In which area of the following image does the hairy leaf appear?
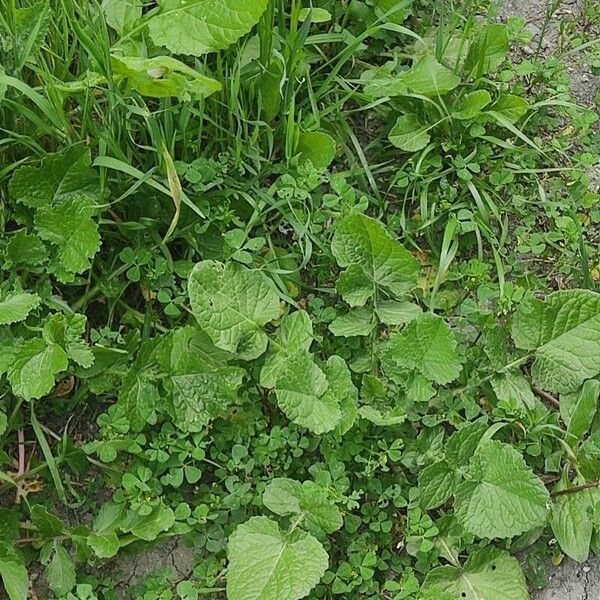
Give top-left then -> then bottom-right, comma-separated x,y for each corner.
0,290 -> 40,325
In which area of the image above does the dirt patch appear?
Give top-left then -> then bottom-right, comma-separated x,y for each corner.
532,559 -> 600,599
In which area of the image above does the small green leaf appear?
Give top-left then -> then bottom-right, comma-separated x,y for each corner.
491,371 -> 536,410
101,0 -> 142,34
375,300 -> 422,325
489,94 -> 529,123
298,8 -> 332,22
389,114 -> 430,152
561,380 -> 600,445
453,90 -> 492,120
418,461 -> 458,510
464,24 -> 508,77
227,516 -> 328,600
296,131 -> 336,169
88,532 -> 120,559
382,313 -> 461,385
46,544 -> 76,597
0,542 -> 28,600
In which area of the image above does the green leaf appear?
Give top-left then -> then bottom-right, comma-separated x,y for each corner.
9,146 -> 99,209
263,478 -> 343,534
329,307 -> 375,337
561,379 -> 600,445
102,0 -> 142,34
454,440 -> 550,539
260,311 -> 314,388
331,214 -> 419,304
489,94 -> 529,123
159,327 -> 245,432
418,461 -> 458,510
382,313 -> 461,385
324,356 -> 358,436
389,114 -> 430,152
363,54 -> 460,98
490,371 -> 536,410
453,90 -> 492,120
298,8 -> 332,23
111,55 -> 222,100
189,260 -> 280,360
30,505 -> 64,538
87,532 -> 120,559
6,338 -> 68,400
464,24 -> 509,77
512,290 -> 600,394
0,290 -> 40,325
423,547 -> 529,600
147,0 -> 270,56
375,300 -> 422,325
0,542 -> 28,600
297,131 -> 337,169
4,230 -> 48,268
274,352 -> 340,434
227,516 -> 328,600
35,196 -> 101,281
551,483 -> 594,563
358,404 -> 406,426
445,420 -> 487,467
46,544 -> 76,597
121,503 -> 175,541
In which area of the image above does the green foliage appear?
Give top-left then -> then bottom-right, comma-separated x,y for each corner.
0,0 -> 599,598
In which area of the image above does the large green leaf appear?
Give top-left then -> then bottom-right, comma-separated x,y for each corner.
331,214 -> 419,305
382,313 -> 461,385
9,146 -> 99,209
263,478 -> 343,534
423,547 -> 529,600
158,327 -> 245,432
274,352 -> 340,434
454,441 -> 550,539
227,516 -> 328,600
111,55 -> 222,99
147,0 -> 269,56
464,24 -> 508,78
512,290 -> 600,394
188,260 -> 280,360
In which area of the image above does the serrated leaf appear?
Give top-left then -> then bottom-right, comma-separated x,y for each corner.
329,307 -> 375,337
30,505 -> 64,538
111,55 -> 221,100
454,440 -> 550,539
0,291 -> 40,325
331,214 -> 419,305
445,420 -> 487,467
512,290 -> 600,394
0,542 -> 28,600
297,131 -> 337,169
35,196 -> 101,281
389,114 -> 430,152
4,230 -> 48,268
560,380 -> 600,445
418,461 -> 458,510
382,313 -> 461,385
147,0 -> 269,56
263,478 -> 343,534
358,405 -> 406,426
423,547 -> 529,600
4,0 -> 51,70
227,516 -> 328,600
6,338 -> 68,400
274,352 -> 340,434
46,544 -> 76,597
9,146 -> 99,208
188,260 -> 280,360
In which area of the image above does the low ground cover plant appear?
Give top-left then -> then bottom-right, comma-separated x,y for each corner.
0,0 -> 599,599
